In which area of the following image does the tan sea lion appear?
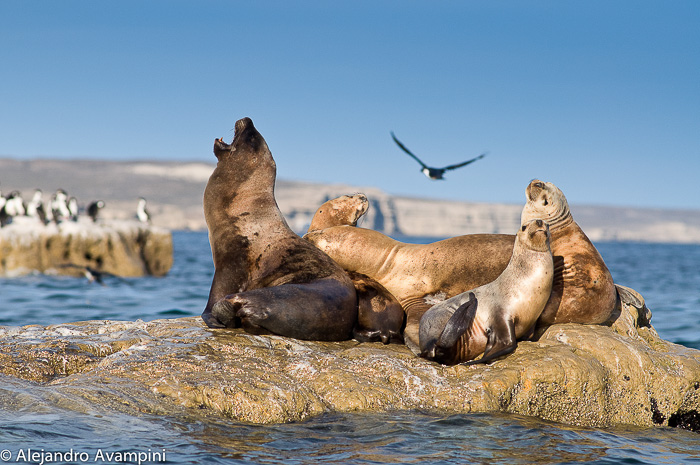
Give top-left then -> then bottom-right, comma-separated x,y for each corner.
304,219 -> 514,353
307,193 -> 369,232
521,179 -> 617,327
419,219 -> 554,365
201,117 -> 357,341
305,181 -> 617,351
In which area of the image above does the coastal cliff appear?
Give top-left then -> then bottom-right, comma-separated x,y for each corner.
0,217 -> 173,277
2,158 -> 700,243
1,287 -> 699,432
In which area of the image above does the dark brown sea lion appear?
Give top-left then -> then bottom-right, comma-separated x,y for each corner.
419,219 -> 554,365
201,117 -> 357,341
348,271 -> 405,345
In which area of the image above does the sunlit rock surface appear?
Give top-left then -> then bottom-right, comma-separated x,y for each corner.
0,287 -> 698,431
0,217 -> 173,277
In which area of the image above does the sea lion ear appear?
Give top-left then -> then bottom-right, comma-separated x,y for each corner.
436,292 -> 477,349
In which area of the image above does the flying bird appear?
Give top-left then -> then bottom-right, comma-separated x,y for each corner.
390,131 -> 487,180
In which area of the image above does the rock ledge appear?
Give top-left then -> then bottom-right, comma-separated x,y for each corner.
0,217 -> 173,277
0,287 -> 698,431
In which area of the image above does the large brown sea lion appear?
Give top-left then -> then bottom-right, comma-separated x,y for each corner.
304,179 -> 617,351
520,180 -> 617,327
201,117 -> 357,341
419,219 -> 554,365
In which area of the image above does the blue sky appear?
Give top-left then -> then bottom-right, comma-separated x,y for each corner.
1,1 -> 698,209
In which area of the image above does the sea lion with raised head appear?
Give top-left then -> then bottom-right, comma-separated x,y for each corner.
201,117 -> 357,341
307,193 -> 369,232
520,179 -> 616,327
419,219 -> 553,365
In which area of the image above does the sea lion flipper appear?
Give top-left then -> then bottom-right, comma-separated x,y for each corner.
466,316 -> 516,365
615,283 -> 652,327
210,298 -> 241,328
201,311 -> 226,329
437,293 -> 477,349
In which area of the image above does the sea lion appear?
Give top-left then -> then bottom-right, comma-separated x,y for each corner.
308,195 -> 405,344
305,180 -> 617,351
520,179 -> 617,327
419,219 -> 554,365
307,193 -> 369,232
304,216 -> 514,353
201,117 -> 357,341
349,271 -> 405,344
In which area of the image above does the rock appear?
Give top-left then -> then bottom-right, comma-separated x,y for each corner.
0,217 -> 173,277
0,287 -> 698,431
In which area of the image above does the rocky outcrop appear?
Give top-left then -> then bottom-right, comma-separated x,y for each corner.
0,217 -> 173,277
0,287 -> 698,431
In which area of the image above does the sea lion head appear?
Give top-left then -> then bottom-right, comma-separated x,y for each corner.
204,117 -> 278,236
211,117 -> 275,178
306,194 -> 369,232
521,179 -> 571,229
517,218 -> 551,253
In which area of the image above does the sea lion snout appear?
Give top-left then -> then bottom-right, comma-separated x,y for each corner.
235,117 -> 254,133
526,179 -> 545,201
521,218 -> 551,250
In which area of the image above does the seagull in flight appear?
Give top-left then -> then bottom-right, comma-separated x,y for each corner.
390,131 -> 487,180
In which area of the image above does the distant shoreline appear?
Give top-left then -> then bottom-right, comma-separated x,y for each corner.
2,158 -> 700,244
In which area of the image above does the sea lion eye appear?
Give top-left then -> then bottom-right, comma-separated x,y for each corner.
521,225 -> 527,231
543,199 -> 549,206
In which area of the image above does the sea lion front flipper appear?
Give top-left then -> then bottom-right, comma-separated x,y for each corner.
615,284 -> 652,327
437,293 -> 477,349
465,315 -> 516,365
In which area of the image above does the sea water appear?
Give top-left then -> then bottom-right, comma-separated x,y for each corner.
1,231 -> 699,464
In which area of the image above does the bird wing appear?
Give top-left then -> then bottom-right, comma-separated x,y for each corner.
442,152 -> 487,171
391,132 -> 429,169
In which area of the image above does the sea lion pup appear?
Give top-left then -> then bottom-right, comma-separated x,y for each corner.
419,219 -> 554,365
521,179 -> 617,327
349,271 -> 405,344
201,117 -> 357,341
307,194 -> 405,344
